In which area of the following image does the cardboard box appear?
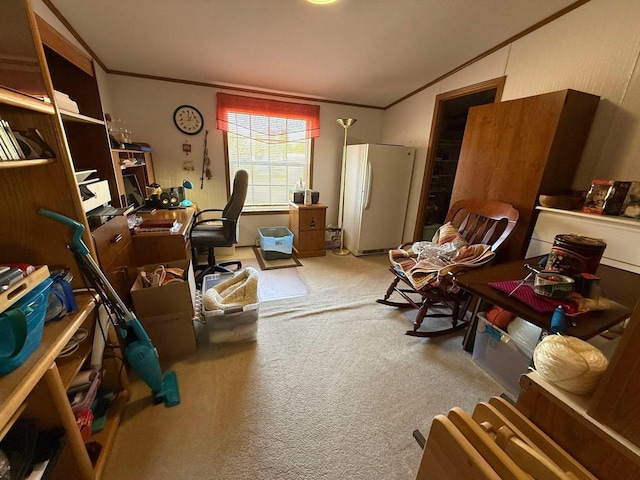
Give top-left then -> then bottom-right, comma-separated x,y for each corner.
130,259 -> 197,360
143,311 -> 196,361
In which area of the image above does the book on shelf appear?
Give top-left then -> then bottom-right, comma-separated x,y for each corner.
0,118 -> 24,160
0,117 -> 56,161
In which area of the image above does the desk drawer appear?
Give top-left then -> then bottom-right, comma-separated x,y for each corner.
102,243 -> 137,301
92,216 -> 132,267
298,208 -> 325,231
296,230 -> 325,252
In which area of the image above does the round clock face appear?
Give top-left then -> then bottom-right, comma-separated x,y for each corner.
173,105 -> 204,135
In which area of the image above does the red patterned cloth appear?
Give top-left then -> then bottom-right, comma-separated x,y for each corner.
489,280 -> 579,314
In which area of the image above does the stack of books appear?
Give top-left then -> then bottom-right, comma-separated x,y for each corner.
0,117 -> 55,161
134,218 -> 181,234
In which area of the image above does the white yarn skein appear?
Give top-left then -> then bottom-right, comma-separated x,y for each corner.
533,334 -> 609,395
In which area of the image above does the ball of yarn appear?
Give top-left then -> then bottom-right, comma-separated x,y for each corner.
533,335 -> 609,395
486,306 -> 515,330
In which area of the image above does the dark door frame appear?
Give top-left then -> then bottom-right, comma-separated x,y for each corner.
412,76 -> 507,241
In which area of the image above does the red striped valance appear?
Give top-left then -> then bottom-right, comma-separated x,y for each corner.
216,93 -> 320,141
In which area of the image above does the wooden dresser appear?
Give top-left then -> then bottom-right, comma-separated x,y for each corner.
289,202 -> 327,258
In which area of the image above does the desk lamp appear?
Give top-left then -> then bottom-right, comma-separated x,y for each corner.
180,179 -> 194,207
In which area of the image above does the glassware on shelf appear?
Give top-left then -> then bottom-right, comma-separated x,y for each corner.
107,116 -> 133,144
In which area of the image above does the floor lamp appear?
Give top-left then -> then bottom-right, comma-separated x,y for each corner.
334,118 -> 356,255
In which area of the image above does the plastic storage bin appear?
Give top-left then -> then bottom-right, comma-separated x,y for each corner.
472,313 -> 539,399
201,273 -> 259,342
0,277 -> 53,376
258,226 -> 293,259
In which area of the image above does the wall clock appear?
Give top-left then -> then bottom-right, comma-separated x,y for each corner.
173,105 -> 204,135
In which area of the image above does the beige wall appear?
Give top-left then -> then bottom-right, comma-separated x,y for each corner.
35,0 -> 640,247
105,76 -> 384,245
383,0 -> 640,241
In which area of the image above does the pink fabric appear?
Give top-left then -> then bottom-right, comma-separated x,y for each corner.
489,280 -> 578,314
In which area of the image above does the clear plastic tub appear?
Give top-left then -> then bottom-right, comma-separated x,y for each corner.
258,226 -> 293,259
201,273 -> 259,342
472,313 -> 537,399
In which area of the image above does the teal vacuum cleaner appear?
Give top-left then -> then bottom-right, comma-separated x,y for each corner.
39,209 -> 180,408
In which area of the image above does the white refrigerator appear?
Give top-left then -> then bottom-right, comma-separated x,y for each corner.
342,144 -> 415,256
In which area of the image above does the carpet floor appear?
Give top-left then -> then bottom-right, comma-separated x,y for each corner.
102,252 -> 504,480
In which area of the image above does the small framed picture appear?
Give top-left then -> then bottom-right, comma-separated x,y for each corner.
582,179 -> 613,214
620,181 -> 640,219
603,181 -> 632,215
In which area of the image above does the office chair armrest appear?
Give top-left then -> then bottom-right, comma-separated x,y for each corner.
191,216 -> 234,230
193,208 -> 224,221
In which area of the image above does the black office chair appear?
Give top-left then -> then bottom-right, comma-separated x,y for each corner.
189,169 -> 249,284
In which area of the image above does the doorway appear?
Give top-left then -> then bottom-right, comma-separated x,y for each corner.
413,77 -> 506,241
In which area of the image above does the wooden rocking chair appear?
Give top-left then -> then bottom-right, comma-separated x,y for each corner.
377,198 -> 519,337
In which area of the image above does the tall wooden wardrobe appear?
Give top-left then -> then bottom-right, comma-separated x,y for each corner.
449,89 -> 600,261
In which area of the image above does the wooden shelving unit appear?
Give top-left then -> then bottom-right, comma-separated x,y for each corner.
0,1 -> 131,478
60,109 -> 106,125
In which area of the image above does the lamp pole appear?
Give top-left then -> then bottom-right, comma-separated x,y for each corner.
334,118 -> 356,256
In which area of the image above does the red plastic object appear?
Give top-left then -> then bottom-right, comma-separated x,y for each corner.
75,410 -> 94,441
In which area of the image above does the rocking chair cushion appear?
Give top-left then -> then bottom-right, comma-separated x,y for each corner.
388,224 -> 495,290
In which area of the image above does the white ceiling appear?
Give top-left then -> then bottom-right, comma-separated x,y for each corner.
48,0 -> 579,108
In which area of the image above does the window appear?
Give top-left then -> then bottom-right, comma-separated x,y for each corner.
217,93 -> 320,208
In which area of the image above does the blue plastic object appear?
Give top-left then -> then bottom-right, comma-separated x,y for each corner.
550,306 -> 566,334
0,278 -> 53,376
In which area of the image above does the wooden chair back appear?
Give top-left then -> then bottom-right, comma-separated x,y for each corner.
445,199 -> 519,252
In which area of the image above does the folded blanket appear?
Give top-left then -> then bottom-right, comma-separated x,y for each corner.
389,223 -> 495,290
203,267 -> 259,311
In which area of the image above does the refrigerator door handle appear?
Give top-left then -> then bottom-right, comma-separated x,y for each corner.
364,161 -> 373,210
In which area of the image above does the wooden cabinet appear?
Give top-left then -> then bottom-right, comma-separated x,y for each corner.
450,89 -> 600,261
92,215 -> 137,299
289,203 -> 327,258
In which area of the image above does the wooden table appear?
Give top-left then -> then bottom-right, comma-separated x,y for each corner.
457,257 -> 639,345
131,207 -> 195,266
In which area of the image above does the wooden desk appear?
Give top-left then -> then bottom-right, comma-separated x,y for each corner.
131,207 -> 195,266
457,257 -> 639,341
